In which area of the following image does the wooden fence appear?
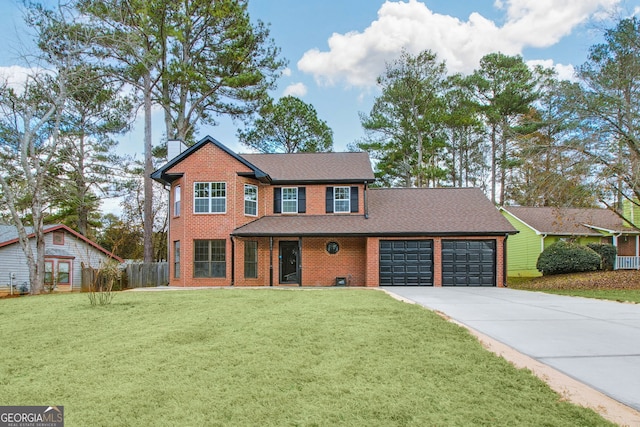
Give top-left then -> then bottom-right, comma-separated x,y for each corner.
124,262 -> 169,288
81,262 -> 169,290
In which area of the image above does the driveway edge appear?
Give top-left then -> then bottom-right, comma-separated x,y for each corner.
381,289 -> 640,427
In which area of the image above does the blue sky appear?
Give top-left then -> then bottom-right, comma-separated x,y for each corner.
1,0 -> 639,157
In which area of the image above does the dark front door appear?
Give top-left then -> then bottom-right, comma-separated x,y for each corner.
279,241 -> 299,284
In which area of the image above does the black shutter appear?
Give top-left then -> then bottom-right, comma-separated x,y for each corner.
274,187 -> 281,213
350,186 -> 359,213
298,187 -> 306,213
326,187 -> 334,213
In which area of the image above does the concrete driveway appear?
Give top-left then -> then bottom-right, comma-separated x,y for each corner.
382,287 -> 640,413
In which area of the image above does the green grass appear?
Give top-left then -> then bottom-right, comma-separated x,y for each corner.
509,270 -> 640,303
0,289 -> 613,426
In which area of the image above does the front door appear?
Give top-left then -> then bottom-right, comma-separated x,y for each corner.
279,241 -> 299,284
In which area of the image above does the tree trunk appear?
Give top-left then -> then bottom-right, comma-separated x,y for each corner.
143,71 -> 154,263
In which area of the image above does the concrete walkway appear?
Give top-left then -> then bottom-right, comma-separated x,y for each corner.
382,287 -> 640,413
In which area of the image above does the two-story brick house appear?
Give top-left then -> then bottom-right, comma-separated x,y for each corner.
152,136 -> 516,287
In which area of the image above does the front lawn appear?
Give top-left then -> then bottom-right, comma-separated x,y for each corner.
509,270 -> 640,303
0,289 -> 612,426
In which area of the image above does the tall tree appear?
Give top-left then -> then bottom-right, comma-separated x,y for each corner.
159,0 -> 284,142
0,3 -> 80,294
47,65 -> 133,237
357,50 -> 448,187
573,17 -> 640,216
238,96 -> 333,153
468,53 -> 538,205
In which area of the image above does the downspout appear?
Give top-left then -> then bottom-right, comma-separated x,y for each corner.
503,234 -> 508,287
269,236 -> 273,287
230,236 -> 235,286
540,234 -> 547,253
364,181 -> 369,219
298,237 -> 302,287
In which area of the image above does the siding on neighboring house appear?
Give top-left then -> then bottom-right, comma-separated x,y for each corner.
502,210 -> 542,277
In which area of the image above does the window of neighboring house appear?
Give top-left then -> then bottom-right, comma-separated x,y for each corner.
244,184 -> 258,216
174,241 -> 180,279
44,260 -> 54,285
244,241 -> 258,279
57,261 -> 70,285
174,185 -> 181,217
194,239 -> 226,278
282,187 -> 298,213
334,187 -> 350,213
52,231 -> 64,245
194,182 -> 226,213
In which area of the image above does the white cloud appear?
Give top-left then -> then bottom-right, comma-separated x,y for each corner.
0,65 -> 36,92
282,67 -> 292,77
282,82 -> 307,97
526,59 -> 577,82
298,0 -> 620,88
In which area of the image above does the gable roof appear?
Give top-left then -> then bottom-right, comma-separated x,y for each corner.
233,187 -> 516,237
501,206 -> 640,236
151,135 -> 375,186
0,223 -> 124,262
240,152 -> 374,183
151,135 -> 269,186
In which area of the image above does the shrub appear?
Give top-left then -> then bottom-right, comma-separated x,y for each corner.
536,241 -> 601,276
586,243 -> 617,271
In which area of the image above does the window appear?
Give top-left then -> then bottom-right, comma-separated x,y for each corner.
52,231 -> 64,245
282,187 -> 298,213
57,262 -> 70,285
194,239 -> 226,278
194,182 -> 226,213
174,185 -> 181,216
244,241 -> 258,279
174,241 -> 180,279
326,186 -> 358,213
44,261 -> 54,284
334,187 -> 350,213
244,184 -> 258,216
274,187 -> 306,214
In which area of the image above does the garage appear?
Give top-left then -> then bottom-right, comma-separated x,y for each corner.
379,240 -> 433,286
442,240 -> 496,286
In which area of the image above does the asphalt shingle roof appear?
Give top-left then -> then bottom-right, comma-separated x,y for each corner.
502,206 -> 640,235
233,187 -> 516,237
240,152 -> 375,183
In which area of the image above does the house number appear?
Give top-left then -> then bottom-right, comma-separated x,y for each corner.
326,241 -> 339,254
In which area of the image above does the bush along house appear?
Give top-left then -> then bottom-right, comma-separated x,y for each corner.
151,136 -> 517,288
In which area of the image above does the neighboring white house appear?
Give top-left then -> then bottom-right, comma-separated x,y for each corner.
0,224 -> 123,292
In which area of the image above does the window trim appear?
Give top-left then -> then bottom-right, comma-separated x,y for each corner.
244,241 -> 258,279
174,185 -> 181,217
57,261 -> 71,285
244,184 -> 258,217
193,182 -> 227,214
281,187 -> 298,214
52,231 -> 64,245
173,241 -> 180,279
334,186 -> 351,213
193,239 -> 226,278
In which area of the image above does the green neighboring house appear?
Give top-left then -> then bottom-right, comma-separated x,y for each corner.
500,206 -> 640,277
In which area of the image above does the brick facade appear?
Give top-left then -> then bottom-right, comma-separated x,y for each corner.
155,137 -> 513,288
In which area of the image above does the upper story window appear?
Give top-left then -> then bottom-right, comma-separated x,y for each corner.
174,185 -> 181,217
334,187 -> 350,213
274,187 -> 306,214
194,182 -> 226,214
282,187 -> 298,213
244,184 -> 258,216
326,186 -> 358,214
52,231 -> 64,245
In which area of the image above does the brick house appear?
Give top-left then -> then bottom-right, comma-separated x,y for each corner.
152,136 -> 516,287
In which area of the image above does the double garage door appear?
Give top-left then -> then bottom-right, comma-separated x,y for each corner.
379,240 -> 496,286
